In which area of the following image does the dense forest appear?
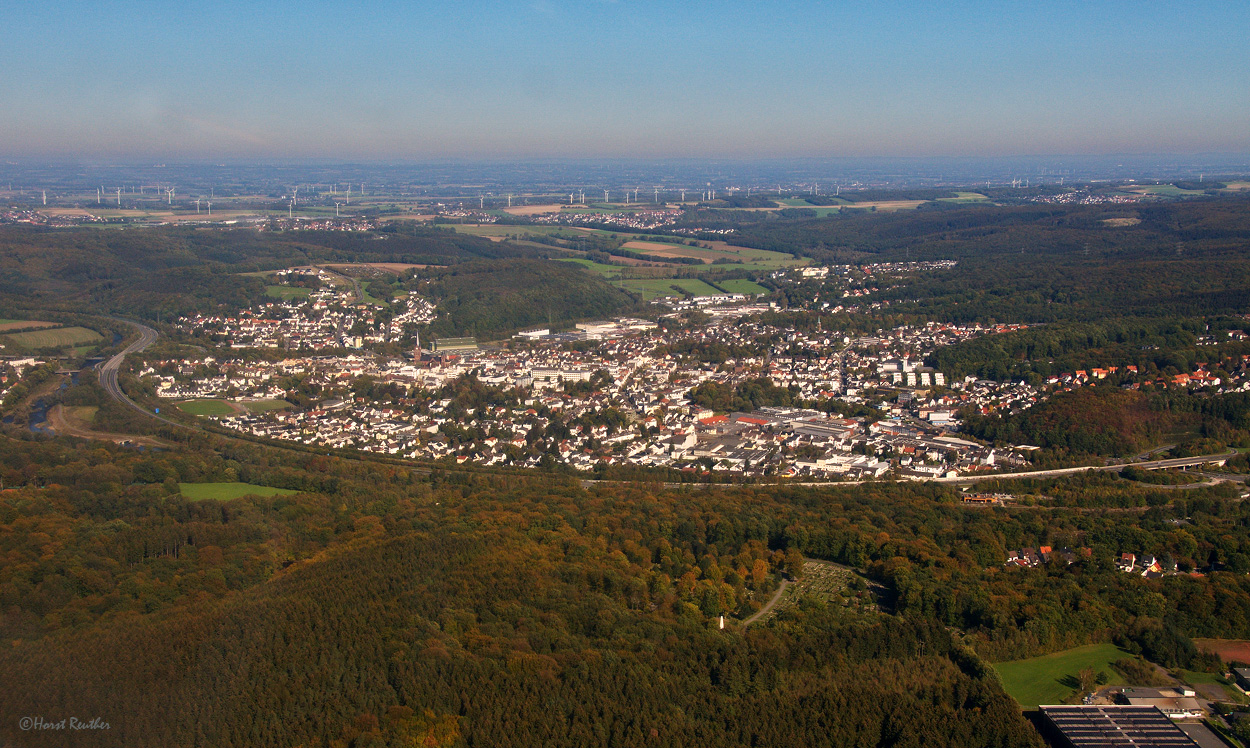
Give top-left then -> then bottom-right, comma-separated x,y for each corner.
0,224 -> 542,319
4,408 -> 1250,745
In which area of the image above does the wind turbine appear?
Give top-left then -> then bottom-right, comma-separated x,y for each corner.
345,184 -> 351,204
654,187 -> 659,203
195,199 -> 201,214
96,187 -> 101,205
335,202 -> 342,217
289,201 -> 293,219
116,187 -> 121,206
42,190 -> 46,206
507,194 -> 512,207
603,189 -> 608,203
292,187 -> 299,206
206,201 -> 212,216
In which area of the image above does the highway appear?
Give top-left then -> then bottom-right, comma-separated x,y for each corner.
97,318 -> 187,430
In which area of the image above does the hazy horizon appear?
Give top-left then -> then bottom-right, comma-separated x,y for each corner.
3,1 -> 1247,161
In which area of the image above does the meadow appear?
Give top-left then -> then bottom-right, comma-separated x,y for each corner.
244,399 -> 292,413
265,285 -> 311,300
613,277 -> 723,300
992,643 -> 1130,708
179,482 -> 300,501
717,278 -> 769,295
2,326 -> 102,349
175,399 -> 239,417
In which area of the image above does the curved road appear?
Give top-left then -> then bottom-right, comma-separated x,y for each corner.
97,318 -> 188,431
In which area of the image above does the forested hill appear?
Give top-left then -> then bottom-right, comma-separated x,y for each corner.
0,224 -> 540,317
418,259 -> 639,338
729,198 -> 1250,264
4,416 -> 1250,745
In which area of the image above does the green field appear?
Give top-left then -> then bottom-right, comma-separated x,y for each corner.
993,643 -> 1131,708
176,399 -> 238,416
717,278 -> 769,295
614,277 -> 724,300
557,257 -> 623,278
2,326 -> 103,349
937,191 -> 991,203
179,482 -> 299,501
244,399 -> 292,413
360,281 -> 388,306
265,285 -> 311,300
1136,184 -> 1207,197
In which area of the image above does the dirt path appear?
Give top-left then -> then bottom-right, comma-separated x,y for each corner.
47,404 -> 170,447
742,579 -> 791,629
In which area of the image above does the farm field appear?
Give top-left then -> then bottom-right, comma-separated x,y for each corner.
717,278 -> 769,295
175,399 -> 241,417
179,482 -> 300,501
1130,185 -> 1207,197
0,320 -> 57,332
840,199 -> 927,211
1196,638 -> 1250,664
613,277 -> 722,299
244,399 -> 292,413
620,240 -> 801,270
2,326 -> 102,349
266,285 -> 311,300
937,191 -> 991,203
557,258 -> 623,278
993,643 -> 1131,708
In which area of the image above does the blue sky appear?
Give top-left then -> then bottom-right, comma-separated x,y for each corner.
2,1 -> 1246,159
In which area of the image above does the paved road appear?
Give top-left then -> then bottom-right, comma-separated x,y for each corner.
741,579 -> 791,629
97,318 -> 187,430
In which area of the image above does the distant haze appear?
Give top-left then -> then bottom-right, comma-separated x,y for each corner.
2,1 -> 1247,160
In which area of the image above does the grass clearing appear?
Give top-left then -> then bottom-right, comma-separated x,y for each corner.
63,405 -> 99,428
244,399 -> 292,413
613,277 -> 723,299
937,192 -> 991,203
1131,185 -> 1207,197
993,643 -> 1131,708
0,320 -> 57,332
557,258 -> 623,278
716,279 -> 769,295
3,326 -> 103,349
179,482 -> 299,501
265,285 -> 312,300
176,399 -> 239,417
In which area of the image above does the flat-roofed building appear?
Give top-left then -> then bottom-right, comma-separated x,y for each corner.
1040,705 -> 1199,748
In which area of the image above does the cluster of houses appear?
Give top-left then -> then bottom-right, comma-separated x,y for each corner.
1004,546 -> 1087,568
1117,553 -> 1179,579
148,296 -> 1051,476
175,273 -> 434,351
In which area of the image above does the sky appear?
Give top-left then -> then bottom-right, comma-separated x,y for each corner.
1,1 -> 1247,161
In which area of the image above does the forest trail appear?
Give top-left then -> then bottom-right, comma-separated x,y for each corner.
742,579 -> 791,629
